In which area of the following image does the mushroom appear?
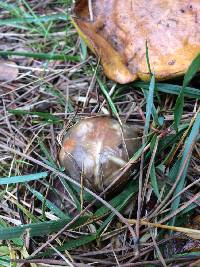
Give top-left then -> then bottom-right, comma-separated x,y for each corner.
59,116 -> 140,193
73,0 -> 200,83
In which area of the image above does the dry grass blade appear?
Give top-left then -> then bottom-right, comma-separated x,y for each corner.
128,219 -> 200,240
0,1 -> 200,266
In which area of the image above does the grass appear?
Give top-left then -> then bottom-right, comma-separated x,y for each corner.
0,1 -> 200,266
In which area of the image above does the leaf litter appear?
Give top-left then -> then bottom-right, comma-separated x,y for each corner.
0,1 -> 199,266
0,60 -> 19,81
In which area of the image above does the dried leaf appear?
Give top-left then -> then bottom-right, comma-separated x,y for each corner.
0,60 -> 19,81
73,0 -> 200,83
128,219 -> 200,240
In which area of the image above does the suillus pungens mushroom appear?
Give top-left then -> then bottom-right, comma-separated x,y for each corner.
73,0 -> 200,83
59,116 -> 140,193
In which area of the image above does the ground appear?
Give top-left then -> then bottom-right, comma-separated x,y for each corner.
0,1 -> 200,266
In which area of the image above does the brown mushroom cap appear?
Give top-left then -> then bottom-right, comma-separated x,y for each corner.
73,0 -> 200,83
59,116 -> 140,193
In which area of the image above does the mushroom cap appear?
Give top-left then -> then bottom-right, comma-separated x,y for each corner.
73,0 -> 200,83
59,116 -> 140,193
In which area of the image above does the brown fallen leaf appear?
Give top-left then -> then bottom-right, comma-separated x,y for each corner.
0,60 -> 19,82
73,0 -> 200,83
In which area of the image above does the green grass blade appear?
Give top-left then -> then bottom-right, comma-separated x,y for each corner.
38,140 -> 57,169
96,180 -> 138,234
168,159 -> 181,183
58,177 -> 81,211
144,74 -> 155,134
96,77 -> 121,122
174,93 -> 184,131
180,198 -> 200,215
174,53 -> 200,129
0,2 -> 23,17
133,82 -> 200,99
150,164 -> 160,199
158,127 -> 187,152
0,13 -> 68,26
13,200 -> 40,223
0,216 -> 90,240
0,172 -> 48,185
149,135 -> 160,198
0,256 -> 10,267
27,186 -> 71,220
0,246 -> 9,256
80,38 -> 88,61
19,0 -> 47,35
170,112 -> 200,226
145,40 -> 152,76
0,51 -> 80,62
8,109 -> 62,124
182,54 -> 200,88
130,142 -> 148,161
95,179 -> 138,218
143,88 -> 159,126
0,219 -> 23,246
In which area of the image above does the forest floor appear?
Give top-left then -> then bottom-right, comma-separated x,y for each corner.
0,1 -> 200,266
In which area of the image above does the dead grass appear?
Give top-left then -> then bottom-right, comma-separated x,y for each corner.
0,1 -> 200,266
